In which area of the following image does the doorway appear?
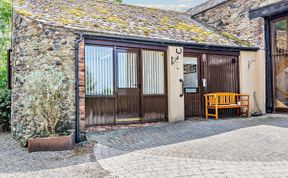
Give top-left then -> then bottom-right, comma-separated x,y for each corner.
183,54 -> 202,117
183,52 -> 239,118
116,49 -> 141,123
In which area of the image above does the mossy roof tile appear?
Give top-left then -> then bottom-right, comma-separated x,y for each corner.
14,0 -> 252,47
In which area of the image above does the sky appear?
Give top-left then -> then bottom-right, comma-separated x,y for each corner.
123,0 -> 206,12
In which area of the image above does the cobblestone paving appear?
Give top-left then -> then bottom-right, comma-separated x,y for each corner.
98,125 -> 288,177
1,115 -> 288,177
88,115 -> 288,177
87,115 -> 288,154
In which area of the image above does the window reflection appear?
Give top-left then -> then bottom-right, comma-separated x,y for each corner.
184,57 -> 198,93
85,46 -> 114,96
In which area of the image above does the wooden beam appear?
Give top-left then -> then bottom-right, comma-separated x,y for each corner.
250,0 -> 288,19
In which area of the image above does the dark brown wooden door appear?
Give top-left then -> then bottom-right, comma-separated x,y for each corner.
203,54 -> 240,117
184,54 -> 202,117
116,49 -> 141,122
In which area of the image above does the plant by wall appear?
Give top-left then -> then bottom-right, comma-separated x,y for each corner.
0,0 -> 12,90
0,0 -> 12,131
0,89 -> 11,130
23,69 -> 72,136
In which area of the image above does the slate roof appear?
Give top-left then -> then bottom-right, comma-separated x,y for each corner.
14,0 -> 252,47
187,0 -> 229,16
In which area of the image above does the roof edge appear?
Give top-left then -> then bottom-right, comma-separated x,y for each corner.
82,32 -> 259,52
249,0 -> 288,19
189,0 -> 231,17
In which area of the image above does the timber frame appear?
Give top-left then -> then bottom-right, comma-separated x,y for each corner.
250,1 -> 288,113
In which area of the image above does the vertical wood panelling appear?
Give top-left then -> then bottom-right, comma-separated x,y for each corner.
206,55 -> 239,117
142,96 -> 166,121
85,97 -> 115,125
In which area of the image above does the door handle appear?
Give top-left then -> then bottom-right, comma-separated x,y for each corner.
179,79 -> 184,97
135,83 -> 141,88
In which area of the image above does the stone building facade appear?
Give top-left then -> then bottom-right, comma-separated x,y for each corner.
11,12 -> 77,145
12,0 -> 287,146
190,0 -> 282,48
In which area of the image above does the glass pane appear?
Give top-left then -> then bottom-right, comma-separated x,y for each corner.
85,46 -> 114,96
273,19 -> 288,109
275,20 -> 288,54
118,52 -> 138,88
142,50 -> 165,95
184,57 -> 198,93
274,55 -> 288,109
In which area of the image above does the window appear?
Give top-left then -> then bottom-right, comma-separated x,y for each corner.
183,57 -> 198,93
118,51 -> 138,88
275,20 -> 288,54
142,50 -> 165,95
85,46 -> 114,95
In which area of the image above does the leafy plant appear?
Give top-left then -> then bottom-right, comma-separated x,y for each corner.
0,88 -> 11,130
0,0 -> 12,91
23,69 -> 72,135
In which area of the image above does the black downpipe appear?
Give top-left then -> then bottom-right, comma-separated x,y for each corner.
264,17 -> 274,113
75,32 -> 84,143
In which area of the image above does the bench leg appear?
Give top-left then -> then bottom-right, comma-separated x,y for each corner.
215,107 -> 219,120
205,107 -> 208,119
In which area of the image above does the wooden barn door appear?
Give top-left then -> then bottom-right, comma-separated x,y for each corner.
203,54 -> 239,117
116,49 -> 141,123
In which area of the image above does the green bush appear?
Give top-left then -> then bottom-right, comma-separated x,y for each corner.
0,88 -> 11,131
23,69 -> 72,136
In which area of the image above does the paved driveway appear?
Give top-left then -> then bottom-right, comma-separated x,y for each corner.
88,115 -> 288,177
1,115 -> 288,177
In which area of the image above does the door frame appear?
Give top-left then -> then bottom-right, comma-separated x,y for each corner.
183,52 -> 203,118
183,49 -> 240,118
270,15 -> 288,112
115,48 -> 142,122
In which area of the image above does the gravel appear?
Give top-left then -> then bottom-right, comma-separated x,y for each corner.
0,131 -> 109,177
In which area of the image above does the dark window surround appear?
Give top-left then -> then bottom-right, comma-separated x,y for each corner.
249,1 -> 288,19
264,12 -> 288,113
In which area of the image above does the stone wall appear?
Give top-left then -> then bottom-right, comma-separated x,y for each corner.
11,12 -> 77,146
193,0 -> 282,48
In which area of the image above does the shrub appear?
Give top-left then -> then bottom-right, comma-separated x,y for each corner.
0,88 -> 11,131
23,69 -> 72,136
